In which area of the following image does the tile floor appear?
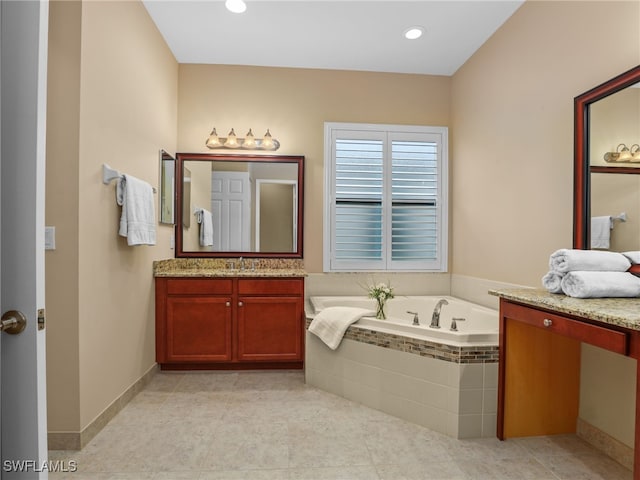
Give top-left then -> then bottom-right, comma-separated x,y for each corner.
49,370 -> 632,480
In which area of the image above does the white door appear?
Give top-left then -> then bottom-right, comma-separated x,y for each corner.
211,171 -> 251,251
1,1 -> 49,478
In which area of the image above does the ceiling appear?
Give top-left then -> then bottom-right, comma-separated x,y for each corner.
142,0 -> 524,76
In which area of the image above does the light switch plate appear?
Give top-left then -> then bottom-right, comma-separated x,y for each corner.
45,226 -> 56,250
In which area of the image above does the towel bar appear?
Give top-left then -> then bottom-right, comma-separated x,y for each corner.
102,163 -> 156,193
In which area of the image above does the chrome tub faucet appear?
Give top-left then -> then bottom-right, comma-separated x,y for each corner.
430,299 -> 449,329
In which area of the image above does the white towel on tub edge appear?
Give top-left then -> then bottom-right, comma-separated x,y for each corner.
308,307 -> 375,350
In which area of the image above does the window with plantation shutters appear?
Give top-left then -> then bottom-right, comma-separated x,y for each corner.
324,123 -> 448,272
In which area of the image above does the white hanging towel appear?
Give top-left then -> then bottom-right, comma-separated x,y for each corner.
196,208 -> 214,247
116,174 -> 156,246
590,216 -> 612,249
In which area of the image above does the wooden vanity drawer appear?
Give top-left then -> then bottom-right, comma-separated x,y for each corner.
238,278 -> 304,296
503,301 -> 628,355
166,278 -> 233,295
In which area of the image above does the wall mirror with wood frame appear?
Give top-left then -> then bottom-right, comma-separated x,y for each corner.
573,65 -> 640,266
175,153 -> 304,258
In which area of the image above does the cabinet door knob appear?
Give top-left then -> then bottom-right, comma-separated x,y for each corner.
226,301 -> 230,307
543,318 -> 553,327
238,301 -> 244,307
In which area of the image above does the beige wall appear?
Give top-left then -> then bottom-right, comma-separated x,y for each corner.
177,65 -> 452,272
452,0 -> 639,285
46,0 -> 178,434
46,0 -> 640,451
46,0 -> 82,432
452,0 -> 639,448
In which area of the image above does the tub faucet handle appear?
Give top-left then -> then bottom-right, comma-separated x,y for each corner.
450,317 -> 465,331
407,311 -> 419,326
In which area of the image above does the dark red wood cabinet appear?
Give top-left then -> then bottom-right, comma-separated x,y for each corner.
155,276 -> 305,369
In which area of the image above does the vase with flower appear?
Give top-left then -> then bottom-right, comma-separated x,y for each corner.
367,281 -> 394,320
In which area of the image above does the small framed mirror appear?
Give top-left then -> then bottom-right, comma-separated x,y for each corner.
159,150 -> 175,225
175,153 -> 304,258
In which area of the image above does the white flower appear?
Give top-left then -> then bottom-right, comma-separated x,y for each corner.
365,280 -> 394,302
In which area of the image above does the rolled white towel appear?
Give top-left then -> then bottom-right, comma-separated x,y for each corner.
542,271 -> 565,293
549,248 -> 630,273
560,271 -> 640,298
623,251 -> 640,265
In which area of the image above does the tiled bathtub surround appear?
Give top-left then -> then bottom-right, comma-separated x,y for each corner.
305,330 -> 499,439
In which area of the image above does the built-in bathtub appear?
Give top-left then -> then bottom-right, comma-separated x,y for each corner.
310,295 -> 498,345
305,295 -> 499,438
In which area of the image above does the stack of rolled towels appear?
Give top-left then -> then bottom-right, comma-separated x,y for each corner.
542,248 -> 640,298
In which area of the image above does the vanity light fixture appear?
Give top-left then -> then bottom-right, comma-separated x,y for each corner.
205,127 -> 280,151
604,143 -> 640,163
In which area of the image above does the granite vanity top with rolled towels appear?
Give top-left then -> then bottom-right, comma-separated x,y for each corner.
490,288 -> 640,331
153,258 -> 306,277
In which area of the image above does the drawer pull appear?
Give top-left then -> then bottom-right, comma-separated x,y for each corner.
543,318 -> 553,327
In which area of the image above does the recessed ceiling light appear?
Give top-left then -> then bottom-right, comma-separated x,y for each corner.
225,0 -> 247,14
404,27 -> 424,40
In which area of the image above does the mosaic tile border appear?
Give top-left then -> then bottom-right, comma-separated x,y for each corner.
305,318 -> 499,364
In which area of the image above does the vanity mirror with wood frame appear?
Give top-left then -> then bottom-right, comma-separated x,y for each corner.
175,153 -> 304,258
573,65 -> 640,273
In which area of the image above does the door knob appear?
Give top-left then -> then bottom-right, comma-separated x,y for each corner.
1,310 -> 27,335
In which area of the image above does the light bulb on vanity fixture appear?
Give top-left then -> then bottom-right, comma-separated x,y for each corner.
225,128 -> 239,148
205,127 -> 222,148
262,129 -> 274,149
204,127 -> 280,151
243,129 -> 256,149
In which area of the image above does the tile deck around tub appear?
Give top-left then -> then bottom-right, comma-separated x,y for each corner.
305,318 -> 499,364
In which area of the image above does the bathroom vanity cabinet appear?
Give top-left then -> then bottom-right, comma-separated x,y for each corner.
493,288 -> 640,478
155,276 -> 305,369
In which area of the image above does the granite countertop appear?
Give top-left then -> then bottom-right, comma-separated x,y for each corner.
490,287 -> 640,331
153,258 -> 307,278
